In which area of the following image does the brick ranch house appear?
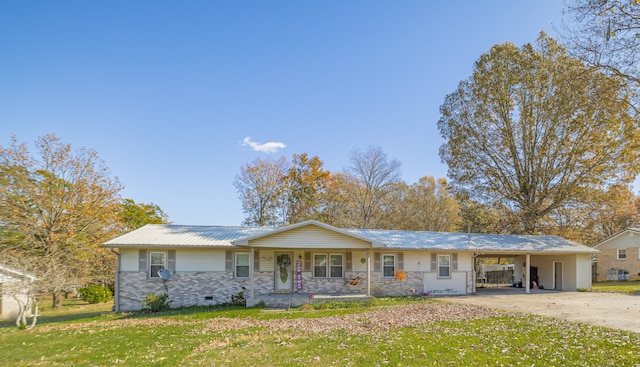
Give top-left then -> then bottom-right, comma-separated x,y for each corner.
593,228 -> 640,282
102,220 -> 598,311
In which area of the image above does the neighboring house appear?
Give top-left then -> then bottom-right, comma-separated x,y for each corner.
0,264 -> 36,320
593,228 -> 640,282
102,220 -> 598,311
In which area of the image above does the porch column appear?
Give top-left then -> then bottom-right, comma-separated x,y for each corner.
366,249 -> 371,296
525,253 -> 531,294
250,247 -> 255,302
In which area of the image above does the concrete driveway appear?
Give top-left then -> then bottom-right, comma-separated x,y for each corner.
441,289 -> 640,333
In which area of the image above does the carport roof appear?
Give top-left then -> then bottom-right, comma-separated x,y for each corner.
103,220 -> 597,254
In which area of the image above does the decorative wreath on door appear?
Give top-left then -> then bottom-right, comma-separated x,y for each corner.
277,255 -> 292,283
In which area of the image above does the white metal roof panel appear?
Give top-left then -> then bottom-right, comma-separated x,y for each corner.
102,224 -> 275,248
344,229 -> 597,253
103,222 -> 598,254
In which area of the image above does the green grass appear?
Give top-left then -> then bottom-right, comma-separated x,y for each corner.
1,298 -> 639,366
592,280 -> 640,294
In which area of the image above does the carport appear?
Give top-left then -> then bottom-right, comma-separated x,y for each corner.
468,234 -> 598,294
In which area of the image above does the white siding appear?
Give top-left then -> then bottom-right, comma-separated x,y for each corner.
352,251 -> 367,272
259,250 -> 275,272
403,252 -> 431,272
598,232 -> 640,250
456,252 -> 473,272
250,226 -> 371,249
120,249 -> 139,271
575,254 -> 592,290
176,250 -> 225,271
423,272 -> 468,295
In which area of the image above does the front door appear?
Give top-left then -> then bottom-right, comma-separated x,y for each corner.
275,252 -> 293,292
554,262 -> 563,290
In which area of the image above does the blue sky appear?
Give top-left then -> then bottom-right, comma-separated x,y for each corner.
1,1 -> 580,225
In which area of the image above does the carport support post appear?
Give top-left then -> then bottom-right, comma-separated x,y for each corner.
525,253 -> 531,294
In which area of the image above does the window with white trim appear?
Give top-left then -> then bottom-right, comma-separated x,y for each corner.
235,253 -> 250,278
313,253 -> 343,278
149,251 -> 166,278
382,254 -> 395,278
438,255 -> 451,278
617,249 -> 627,260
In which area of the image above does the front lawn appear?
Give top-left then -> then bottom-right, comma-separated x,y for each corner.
592,280 -> 640,294
1,298 -> 638,366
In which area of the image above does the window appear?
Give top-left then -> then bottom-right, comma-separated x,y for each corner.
313,253 -> 343,278
330,254 -> 343,278
314,254 -> 327,277
235,253 -> 250,278
438,255 -> 451,278
149,252 -> 166,278
617,249 -> 627,260
382,254 -> 395,278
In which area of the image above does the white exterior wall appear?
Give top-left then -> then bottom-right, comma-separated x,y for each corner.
250,226 -> 371,249
258,250 -> 274,272
403,252 -> 431,272
423,272 -> 468,295
120,249 -> 139,271
176,249 -> 225,271
352,251 -> 367,272
514,254 -> 591,291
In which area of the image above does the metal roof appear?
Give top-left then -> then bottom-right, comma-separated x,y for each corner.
102,224 -> 275,248
345,229 -> 598,254
0,264 -> 37,282
103,221 -> 597,254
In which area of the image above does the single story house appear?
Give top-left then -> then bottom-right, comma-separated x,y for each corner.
102,220 -> 598,311
0,264 -> 36,320
593,228 -> 640,281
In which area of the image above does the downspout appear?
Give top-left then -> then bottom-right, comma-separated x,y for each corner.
110,248 -> 120,313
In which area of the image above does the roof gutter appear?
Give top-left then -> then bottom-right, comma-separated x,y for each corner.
109,248 -> 120,313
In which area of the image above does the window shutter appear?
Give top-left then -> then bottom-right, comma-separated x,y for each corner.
167,250 -> 176,272
139,250 -> 147,273
225,250 -> 233,272
430,253 -> 437,273
374,252 -> 381,272
397,253 -> 404,270
254,250 -> 260,271
452,253 -> 458,271
304,252 -> 311,271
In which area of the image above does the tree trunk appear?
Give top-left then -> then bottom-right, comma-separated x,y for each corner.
52,291 -> 62,309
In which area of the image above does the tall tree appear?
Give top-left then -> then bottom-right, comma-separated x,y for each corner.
346,146 -> 401,229
119,198 -> 169,232
0,134 -> 123,307
234,156 -> 289,226
282,153 -> 330,224
561,0 -> 640,106
381,177 -> 460,232
438,34 -> 640,234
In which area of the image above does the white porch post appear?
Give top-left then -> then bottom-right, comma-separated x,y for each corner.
250,247 -> 255,302
525,253 -> 531,294
366,249 -> 371,296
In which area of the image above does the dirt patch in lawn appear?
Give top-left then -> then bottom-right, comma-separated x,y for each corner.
441,291 -> 640,333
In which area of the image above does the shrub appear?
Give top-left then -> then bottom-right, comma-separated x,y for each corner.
142,293 -> 172,312
230,287 -> 246,306
78,285 -> 113,304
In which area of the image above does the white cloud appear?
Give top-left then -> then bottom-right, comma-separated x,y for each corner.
242,136 -> 286,153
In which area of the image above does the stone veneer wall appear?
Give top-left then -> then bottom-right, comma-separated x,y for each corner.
118,271 -> 250,311
596,247 -> 640,281
119,270 -> 449,310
